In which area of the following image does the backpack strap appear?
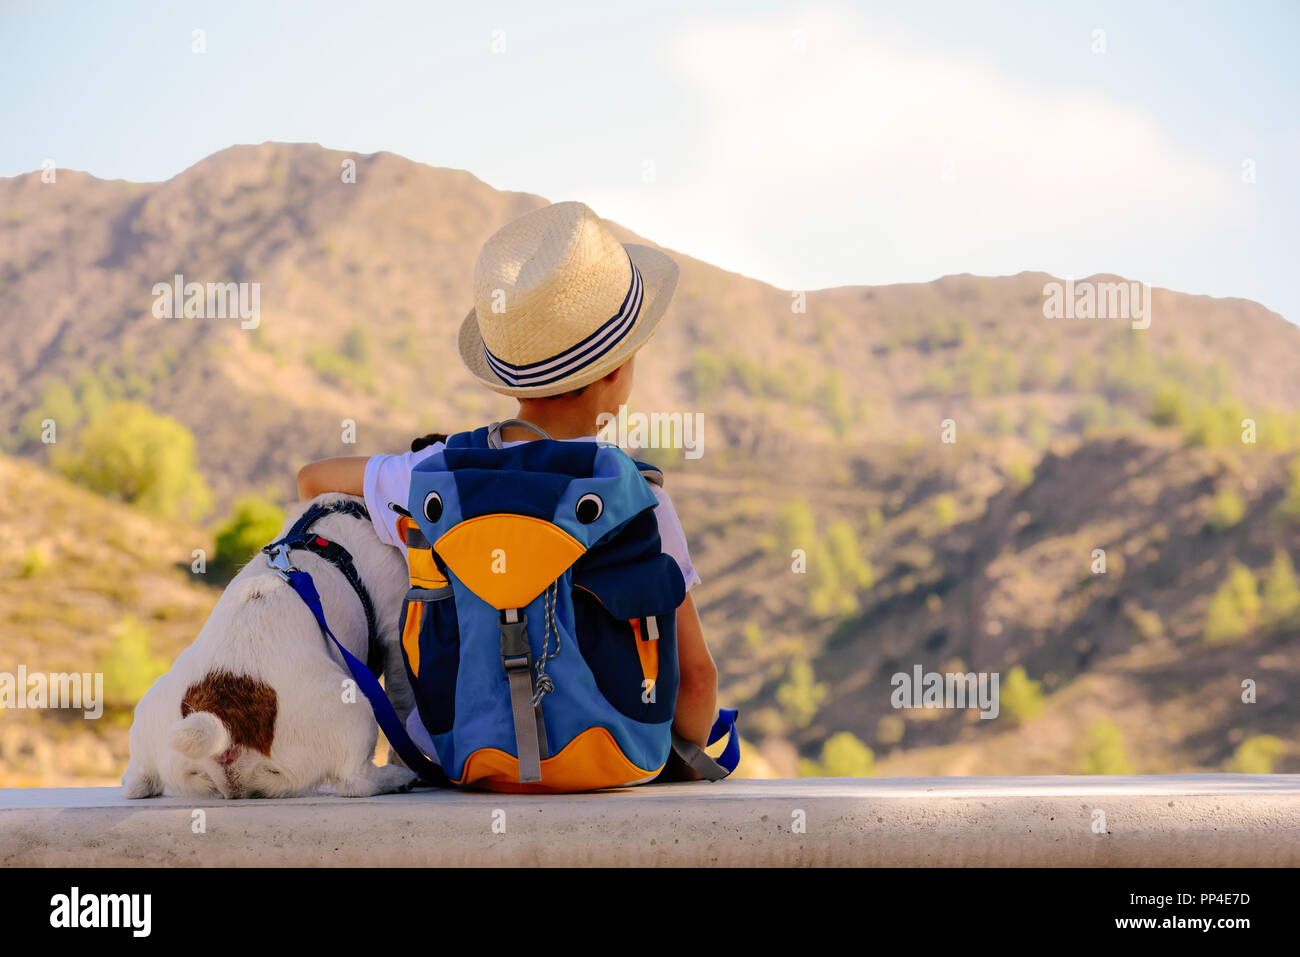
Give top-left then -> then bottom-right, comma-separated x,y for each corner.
499,606 -> 546,783
447,419 -> 554,451
633,460 -> 665,488
670,708 -> 740,781
487,419 -> 553,448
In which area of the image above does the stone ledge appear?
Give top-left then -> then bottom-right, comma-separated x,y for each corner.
3,775 -> 1298,867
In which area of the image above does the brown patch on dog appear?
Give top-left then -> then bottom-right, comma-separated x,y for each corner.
180,672 -> 278,756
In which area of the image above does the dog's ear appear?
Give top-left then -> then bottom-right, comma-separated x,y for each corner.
169,711 -> 231,760
122,759 -> 162,799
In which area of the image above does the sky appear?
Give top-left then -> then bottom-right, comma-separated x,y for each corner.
2,0 -> 1297,321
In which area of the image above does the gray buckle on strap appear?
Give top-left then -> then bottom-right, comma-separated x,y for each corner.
500,608 -> 545,782
671,732 -> 729,782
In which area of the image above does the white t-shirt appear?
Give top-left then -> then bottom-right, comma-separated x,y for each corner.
362,436 -> 701,592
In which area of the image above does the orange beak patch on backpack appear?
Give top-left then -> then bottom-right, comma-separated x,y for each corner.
434,513 -> 586,610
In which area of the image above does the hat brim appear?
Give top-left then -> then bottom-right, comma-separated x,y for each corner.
458,243 -> 679,398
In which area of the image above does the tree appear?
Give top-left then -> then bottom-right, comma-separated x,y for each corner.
52,401 -> 212,520
776,497 -> 817,557
826,521 -> 872,587
1261,550 -> 1300,634
819,371 -> 852,438
999,665 -> 1046,724
776,660 -> 827,729
100,616 -> 169,713
1208,490 -> 1247,532
1083,718 -> 1134,774
1282,454 -> 1300,523
799,731 -> 877,778
1150,382 -> 1190,428
1226,735 -> 1286,774
1203,561 -> 1260,645
215,495 -> 287,576
20,379 -> 80,444
934,494 -> 958,527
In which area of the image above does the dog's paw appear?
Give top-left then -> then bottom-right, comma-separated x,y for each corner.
334,762 -> 419,797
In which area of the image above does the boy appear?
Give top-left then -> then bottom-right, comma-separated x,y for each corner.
296,201 -> 719,770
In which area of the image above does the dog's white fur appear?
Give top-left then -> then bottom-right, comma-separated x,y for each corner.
122,493 -> 418,799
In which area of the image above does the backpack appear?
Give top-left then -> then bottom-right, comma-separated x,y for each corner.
323,419 -> 738,793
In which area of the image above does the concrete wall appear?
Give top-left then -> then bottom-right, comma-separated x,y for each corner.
3,775 -> 1298,867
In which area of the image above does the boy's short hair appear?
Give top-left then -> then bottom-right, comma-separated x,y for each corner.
540,384 -> 587,401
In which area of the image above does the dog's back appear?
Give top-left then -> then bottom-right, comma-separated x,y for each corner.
123,494 -> 411,799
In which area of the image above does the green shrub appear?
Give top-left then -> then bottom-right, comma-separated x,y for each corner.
825,520 -> 873,589
818,731 -> 876,777
1006,454 -> 1034,490
819,371 -> 852,438
1261,550 -> 1300,633
999,665 -> 1046,723
1226,735 -> 1286,774
1083,718 -> 1134,774
1067,353 -> 1098,391
340,325 -> 373,364
776,660 -> 827,729
691,349 -> 727,401
1150,382 -> 1191,428
1282,455 -> 1300,523
20,546 -> 49,578
933,494 -> 958,527
20,379 -> 81,444
214,495 -> 287,575
100,616 -> 170,711
52,401 -> 212,520
925,366 -> 956,394
1203,561 -> 1260,645
1208,490 -> 1247,532
775,498 -> 817,557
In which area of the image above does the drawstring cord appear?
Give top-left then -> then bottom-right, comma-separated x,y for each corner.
531,581 -> 560,707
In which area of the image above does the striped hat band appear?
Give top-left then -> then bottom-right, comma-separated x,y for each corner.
482,257 -> 644,389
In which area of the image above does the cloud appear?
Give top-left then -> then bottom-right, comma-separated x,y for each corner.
585,5 -> 1255,291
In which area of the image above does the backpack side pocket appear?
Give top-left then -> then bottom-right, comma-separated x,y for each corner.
397,516 -> 460,736
572,584 -> 679,725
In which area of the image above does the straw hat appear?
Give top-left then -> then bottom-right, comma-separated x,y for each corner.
458,201 -> 679,397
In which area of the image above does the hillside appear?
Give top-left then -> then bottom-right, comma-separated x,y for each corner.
2,142 -> 1299,782
0,455 -> 219,785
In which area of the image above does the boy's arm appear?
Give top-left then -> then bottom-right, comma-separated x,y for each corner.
297,457 -> 369,500
672,591 -> 718,747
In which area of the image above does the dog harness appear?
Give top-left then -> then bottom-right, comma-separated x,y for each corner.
261,500 -> 385,678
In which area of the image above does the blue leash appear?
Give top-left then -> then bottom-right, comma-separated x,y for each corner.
281,567 -> 739,789
283,569 -> 451,787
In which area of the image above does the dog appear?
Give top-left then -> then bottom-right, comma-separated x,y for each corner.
122,493 -> 419,799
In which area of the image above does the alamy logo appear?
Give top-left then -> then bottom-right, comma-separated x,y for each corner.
890,665 -> 1000,719
0,666 -> 103,719
1042,278 -> 1151,329
151,273 -> 261,329
595,404 -> 704,460
49,887 -> 151,937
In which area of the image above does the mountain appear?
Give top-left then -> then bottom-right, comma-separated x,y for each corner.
2,141 -> 1298,782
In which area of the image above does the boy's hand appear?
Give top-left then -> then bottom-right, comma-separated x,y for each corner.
297,457 -> 369,500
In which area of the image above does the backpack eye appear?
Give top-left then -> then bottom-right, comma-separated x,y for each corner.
575,492 -> 603,524
423,491 -> 444,523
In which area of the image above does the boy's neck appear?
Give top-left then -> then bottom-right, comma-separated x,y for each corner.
505,399 -> 608,441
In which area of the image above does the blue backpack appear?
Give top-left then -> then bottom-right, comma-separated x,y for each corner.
304,419 -> 739,792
